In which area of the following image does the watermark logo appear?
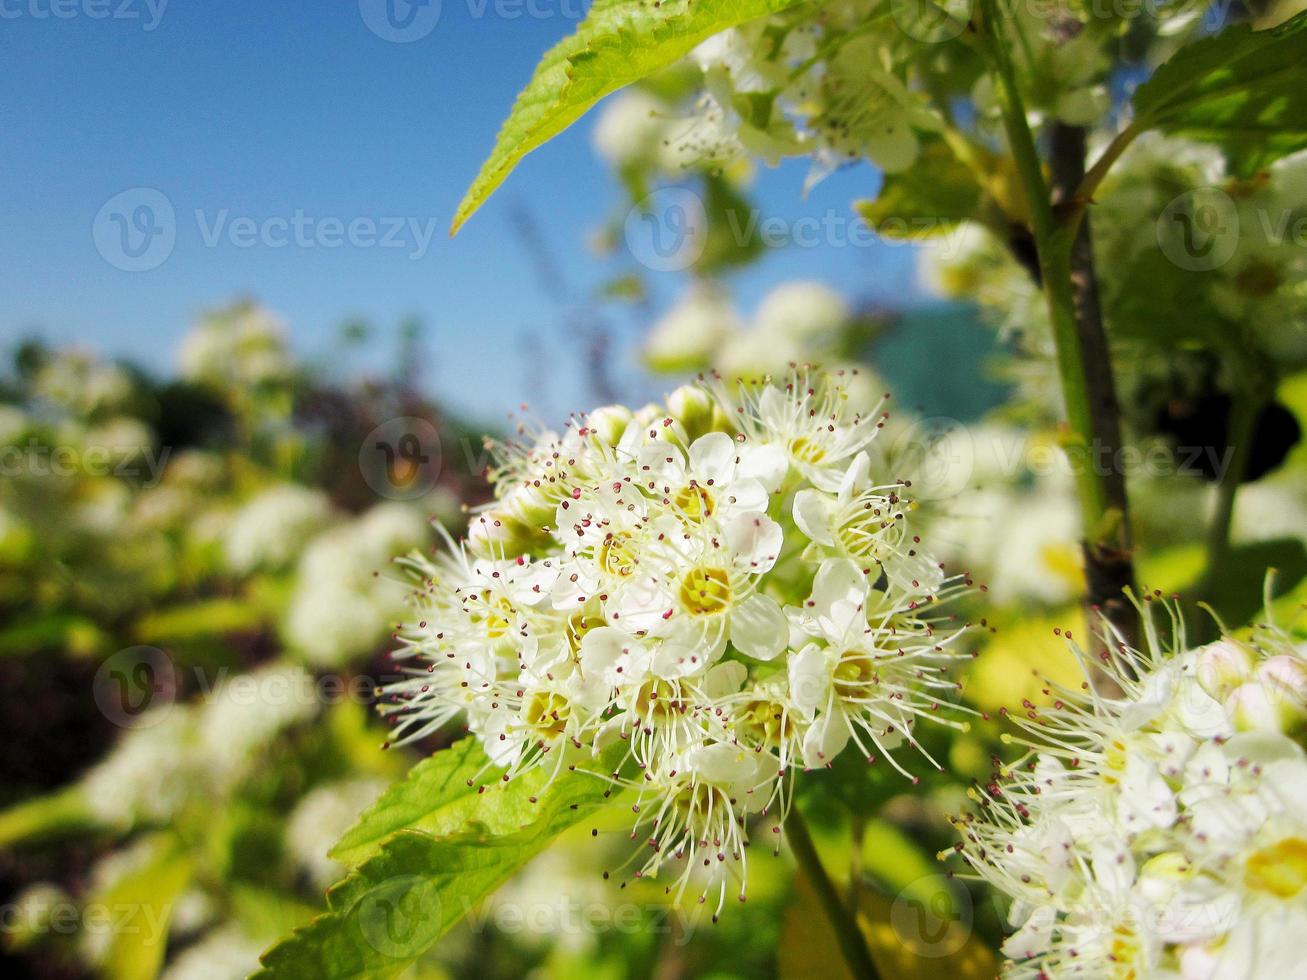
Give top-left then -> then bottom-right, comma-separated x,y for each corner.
625,188 -> 708,273
889,416 -> 975,502
890,0 -> 970,43
889,875 -> 973,958
93,646 -> 178,727
359,0 -> 441,42
92,190 -> 441,270
92,188 -> 175,272
358,876 -> 444,958
360,417 -> 443,501
1157,186 -> 1240,272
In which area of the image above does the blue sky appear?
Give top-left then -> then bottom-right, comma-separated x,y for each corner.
0,0 -> 928,424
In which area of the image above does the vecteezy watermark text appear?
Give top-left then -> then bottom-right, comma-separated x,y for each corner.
1,439 -> 171,487
0,0 -> 168,30
93,188 -> 440,271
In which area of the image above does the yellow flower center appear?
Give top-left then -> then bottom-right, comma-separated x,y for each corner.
741,698 -> 794,748
523,690 -> 570,739
598,531 -> 638,577
672,484 -> 714,523
1245,837 -> 1307,899
634,677 -> 684,723
680,566 -> 732,616
674,782 -> 728,836
833,649 -> 874,701
566,610 -> 600,657
479,594 -> 514,639
789,436 -> 826,464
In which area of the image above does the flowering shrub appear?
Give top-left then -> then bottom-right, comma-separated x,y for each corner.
382,371 -> 971,909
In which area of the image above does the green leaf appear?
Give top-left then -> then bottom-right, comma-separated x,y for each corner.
0,785 -> 94,848
329,737 -> 491,866
1131,10 -> 1307,176
0,611 -> 106,657
855,138 -> 984,240
134,596 -> 268,643
451,0 -> 813,234
254,760 -> 619,979
89,833 -> 193,980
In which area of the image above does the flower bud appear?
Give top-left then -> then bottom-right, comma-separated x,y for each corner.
666,384 -> 716,441
1251,656 -> 1307,733
1195,640 -> 1253,701
584,405 -> 632,447
466,509 -> 544,559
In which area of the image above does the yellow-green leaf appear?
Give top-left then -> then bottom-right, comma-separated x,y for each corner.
451,0 -> 813,234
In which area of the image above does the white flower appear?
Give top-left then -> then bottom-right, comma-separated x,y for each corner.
592,89 -> 671,168
953,603 -> 1307,978
382,372 -> 964,911
160,924 -> 264,980
286,778 -> 388,888
283,503 -> 430,666
178,303 -> 292,389
643,284 -> 745,373
223,484 -> 333,574
753,281 -> 849,348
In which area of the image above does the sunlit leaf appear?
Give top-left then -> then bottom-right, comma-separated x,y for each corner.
91,833 -> 193,980
1131,10 -> 1307,176
254,758 -> 619,979
452,0 -> 813,233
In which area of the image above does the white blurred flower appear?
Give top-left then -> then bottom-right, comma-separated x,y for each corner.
285,778 -> 387,888
283,503 -> 430,666
178,303 -> 293,389
592,89 -> 671,169
223,484 -> 333,574
160,924 -> 264,980
643,284 -> 744,373
753,281 -> 848,347
32,349 -> 134,416
82,708 -> 197,827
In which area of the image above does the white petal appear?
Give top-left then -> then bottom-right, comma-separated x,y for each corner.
704,660 -> 748,699
838,452 -> 871,499
725,512 -> 783,571
730,593 -> 788,661
737,442 -> 788,493
723,478 -> 769,515
788,643 -> 831,719
809,558 -> 867,637
688,431 -> 736,485
792,489 -> 836,546
801,710 -> 850,768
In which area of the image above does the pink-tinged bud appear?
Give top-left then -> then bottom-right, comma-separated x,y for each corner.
1228,680 -> 1298,734
1195,640 -> 1253,701
1255,656 -> 1307,714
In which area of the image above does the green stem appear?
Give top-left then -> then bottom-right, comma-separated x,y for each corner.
978,0 -> 1134,627
786,809 -> 881,980
1202,388 -> 1264,595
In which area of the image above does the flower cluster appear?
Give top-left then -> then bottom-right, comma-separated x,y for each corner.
383,371 -> 970,912
952,601 -> 1307,978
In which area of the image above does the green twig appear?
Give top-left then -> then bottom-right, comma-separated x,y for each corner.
1202,387 -> 1265,596
786,808 -> 881,980
977,0 -> 1136,636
